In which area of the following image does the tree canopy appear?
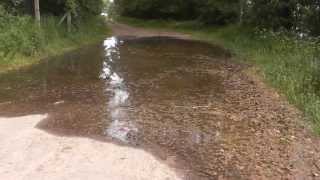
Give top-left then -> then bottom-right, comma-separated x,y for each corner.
1,0 -> 104,18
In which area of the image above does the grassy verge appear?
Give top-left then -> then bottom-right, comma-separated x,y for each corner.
119,17 -> 320,133
0,16 -> 110,73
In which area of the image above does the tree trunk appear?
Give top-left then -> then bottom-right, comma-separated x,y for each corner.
34,0 -> 41,26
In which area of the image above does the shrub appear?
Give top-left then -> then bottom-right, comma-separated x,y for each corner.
0,4 -> 107,61
0,7 -> 42,58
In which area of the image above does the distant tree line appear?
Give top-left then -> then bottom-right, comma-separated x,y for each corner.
114,0 -> 320,36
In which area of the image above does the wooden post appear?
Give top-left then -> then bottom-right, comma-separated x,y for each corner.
239,0 -> 244,25
58,11 -> 72,33
34,0 -> 41,26
67,12 -> 72,32
58,13 -> 68,26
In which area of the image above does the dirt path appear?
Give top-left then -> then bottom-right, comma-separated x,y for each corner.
110,23 -> 320,179
109,22 -> 191,39
0,115 -> 184,180
1,22 -> 320,180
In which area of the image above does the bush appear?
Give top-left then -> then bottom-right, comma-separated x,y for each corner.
114,0 -> 239,24
0,7 -> 43,58
198,0 -> 239,25
0,5 -> 107,61
115,0 -> 199,20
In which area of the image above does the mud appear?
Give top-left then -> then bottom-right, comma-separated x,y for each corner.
1,35 -> 320,179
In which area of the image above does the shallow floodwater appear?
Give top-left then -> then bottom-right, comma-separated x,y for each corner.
0,37 -> 239,179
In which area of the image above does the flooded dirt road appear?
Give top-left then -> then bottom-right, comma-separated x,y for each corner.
1,24 -> 320,179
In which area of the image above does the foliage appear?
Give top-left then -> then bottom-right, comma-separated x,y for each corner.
0,0 -> 108,60
114,0 -> 241,24
1,0 -> 104,18
0,6 -> 42,57
246,0 -> 297,30
299,0 -> 320,36
197,0 -> 239,25
245,0 -> 320,35
0,0 -> 25,14
115,0 -> 199,20
0,4 -> 108,62
114,0 -> 320,35
114,0 -> 239,24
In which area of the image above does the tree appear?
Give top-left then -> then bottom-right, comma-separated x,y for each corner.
114,0 -> 239,24
197,0 -> 239,25
34,0 -> 40,26
246,0 -> 296,30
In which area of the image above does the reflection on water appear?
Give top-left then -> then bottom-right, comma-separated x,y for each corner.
102,37 -> 137,144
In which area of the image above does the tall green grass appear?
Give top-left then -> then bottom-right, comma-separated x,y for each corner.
0,7 -> 109,72
119,17 -> 320,133
0,14 -> 41,57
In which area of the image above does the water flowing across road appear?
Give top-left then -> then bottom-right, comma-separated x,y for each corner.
1,36 -> 319,179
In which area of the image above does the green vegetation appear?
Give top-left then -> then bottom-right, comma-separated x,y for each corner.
0,15 -> 109,73
119,17 -> 320,133
114,0 -> 320,35
114,0 -> 239,24
0,0 -> 109,73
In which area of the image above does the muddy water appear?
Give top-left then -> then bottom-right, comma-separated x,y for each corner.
0,37 -> 240,179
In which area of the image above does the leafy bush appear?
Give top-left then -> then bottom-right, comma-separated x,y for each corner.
0,7 -> 43,58
115,0 -> 199,20
114,0 -> 239,24
0,4 -> 107,61
198,0 -> 239,25
39,0 -> 103,18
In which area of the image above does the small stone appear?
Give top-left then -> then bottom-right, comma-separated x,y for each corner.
54,100 -> 65,105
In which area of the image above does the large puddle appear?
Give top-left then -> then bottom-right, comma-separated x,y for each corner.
0,37 -> 242,179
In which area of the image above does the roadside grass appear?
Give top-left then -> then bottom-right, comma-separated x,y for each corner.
0,16 -> 110,73
119,17 -> 320,133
